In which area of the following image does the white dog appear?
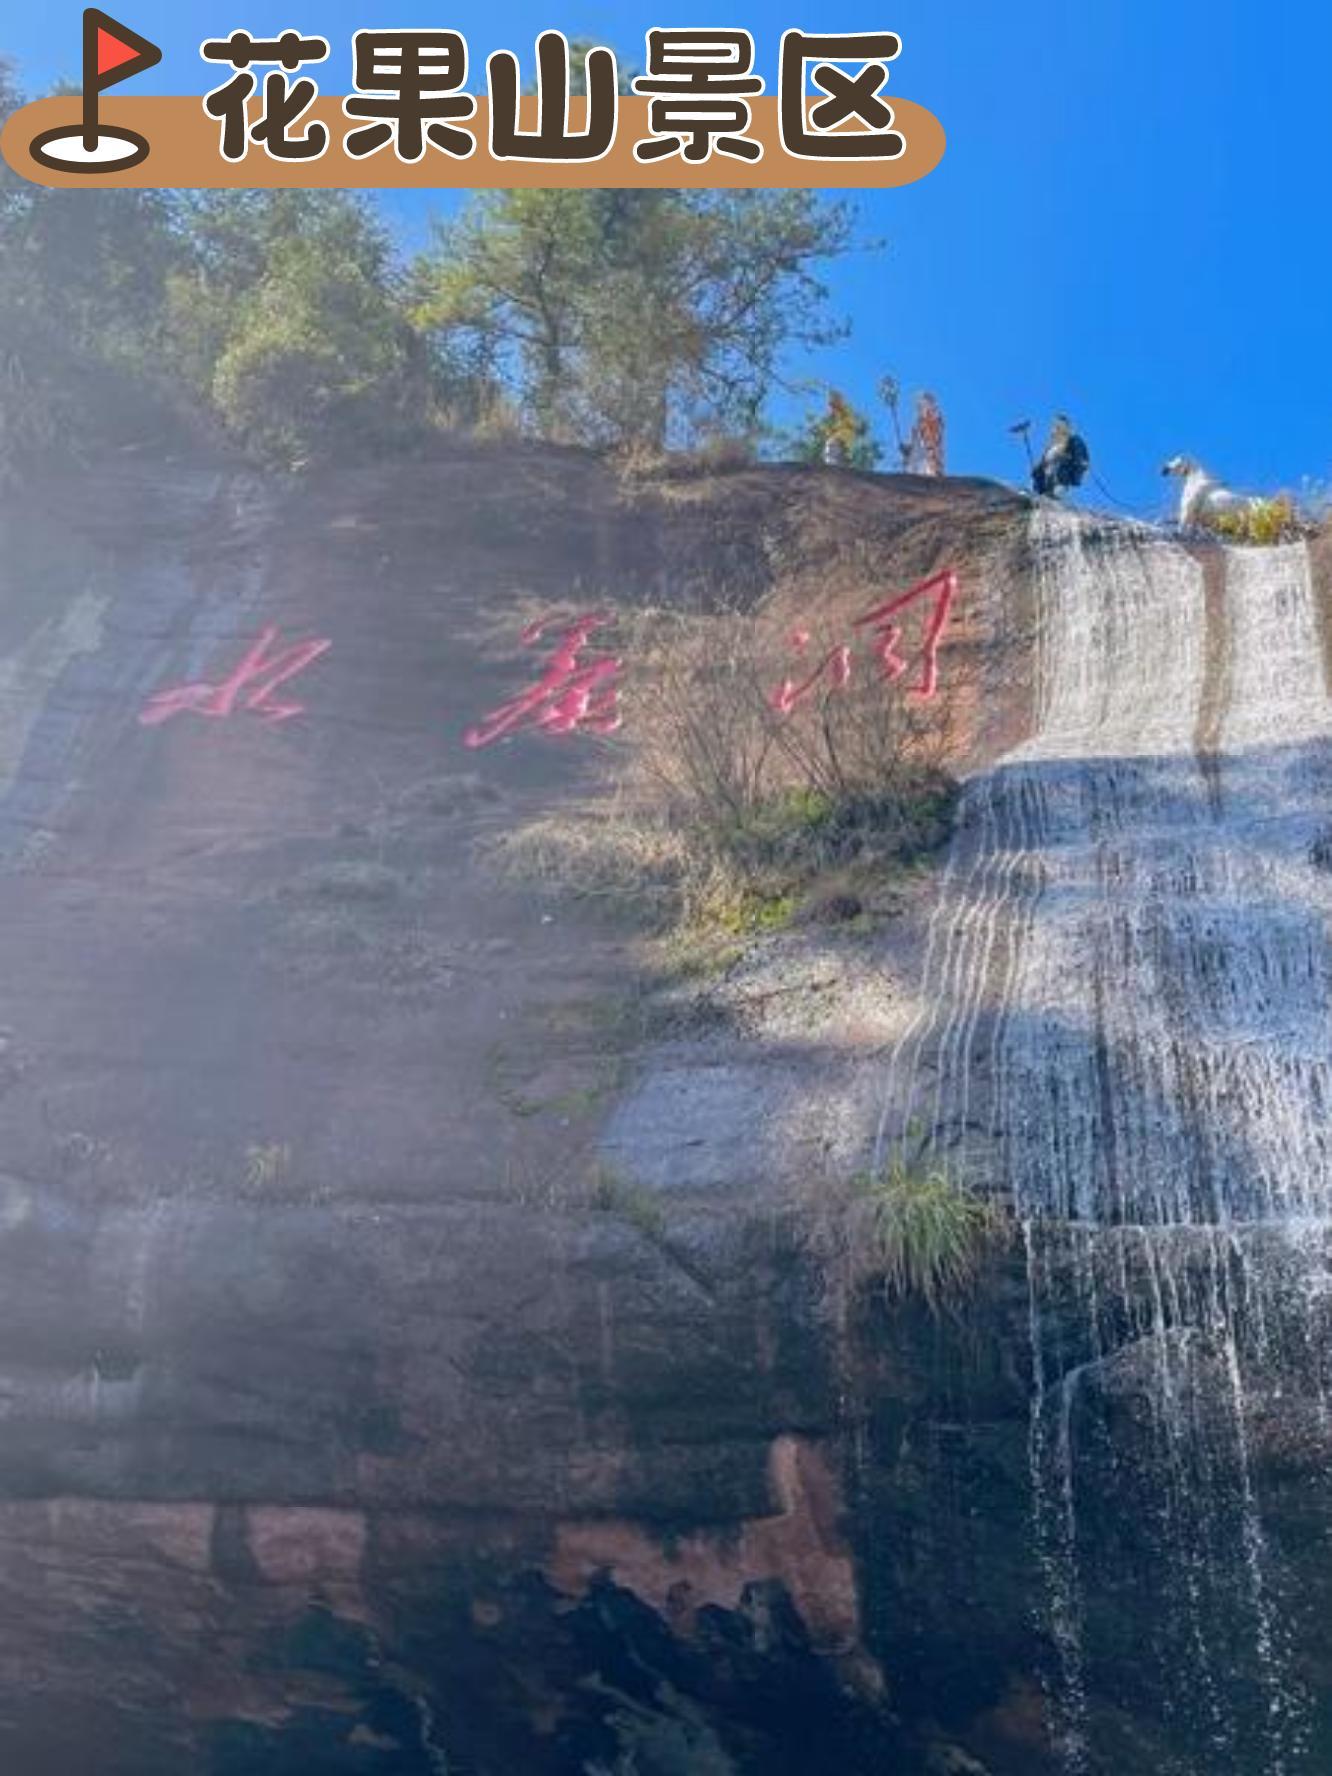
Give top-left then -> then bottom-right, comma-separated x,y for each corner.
1161,455 -> 1247,529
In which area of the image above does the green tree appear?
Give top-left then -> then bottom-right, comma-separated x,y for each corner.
0,56 -> 23,206
413,189 -> 856,450
0,63 -> 864,474
0,59 -> 187,478
164,193 -> 427,464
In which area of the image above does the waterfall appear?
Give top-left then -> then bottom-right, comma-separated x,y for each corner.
881,508 -> 1332,1771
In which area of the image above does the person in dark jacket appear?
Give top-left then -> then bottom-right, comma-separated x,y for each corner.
1033,414 -> 1091,498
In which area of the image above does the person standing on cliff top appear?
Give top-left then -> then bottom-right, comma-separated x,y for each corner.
1032,414 -> 1091,498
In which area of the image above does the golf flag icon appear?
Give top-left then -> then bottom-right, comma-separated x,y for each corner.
29,9 -> 162,173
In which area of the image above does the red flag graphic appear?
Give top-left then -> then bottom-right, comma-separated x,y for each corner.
85,9 -> 161,93
26,6 -> 162,172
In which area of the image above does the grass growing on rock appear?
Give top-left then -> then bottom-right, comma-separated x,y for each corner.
1206,495 -> 1302,547
851,1161 -> 1005,1314
588,1163 -> 668,1237
489,600 -> 959,946
492,773 -> 954,944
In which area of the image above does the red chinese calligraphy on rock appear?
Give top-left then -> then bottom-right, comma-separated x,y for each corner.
769,568 -> 957,714
139,627 -> 332,727
464,612 -> 623,749
769,640 -> 853,716
854,567 -> 957,700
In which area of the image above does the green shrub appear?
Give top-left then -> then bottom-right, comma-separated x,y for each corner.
208,236 -> 425,465
723,780 -> 955,877
853,1161 -> 1003,1312
488,592 -> 958,942
588,1165 -> 667,1237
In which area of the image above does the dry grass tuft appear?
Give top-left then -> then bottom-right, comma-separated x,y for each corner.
1207,495 -> 1302,547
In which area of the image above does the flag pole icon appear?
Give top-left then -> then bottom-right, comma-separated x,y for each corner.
30,9 -> 162,173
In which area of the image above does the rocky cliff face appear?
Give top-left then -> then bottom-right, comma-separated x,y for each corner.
1,446 -> 1329,1775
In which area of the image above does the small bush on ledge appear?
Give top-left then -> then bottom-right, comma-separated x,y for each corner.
487,597 -> 960,946
852,1161 -> 1004,1314
1205,495 -> 1301,547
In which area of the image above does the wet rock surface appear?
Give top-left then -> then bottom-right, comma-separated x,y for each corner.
5,450 -> 1330,1774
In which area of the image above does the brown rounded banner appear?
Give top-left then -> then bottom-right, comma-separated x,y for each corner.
3,95 -> 945,190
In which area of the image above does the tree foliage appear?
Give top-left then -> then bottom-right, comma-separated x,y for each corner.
167,194 -> 427,464
0,59 -> 186,478
413,189 -> 855,449
0,60 -> 867,475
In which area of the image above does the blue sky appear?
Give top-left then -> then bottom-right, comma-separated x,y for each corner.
7,1 -> 1331,513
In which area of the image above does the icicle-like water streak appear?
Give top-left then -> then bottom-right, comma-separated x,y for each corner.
882,509 -> 1332,1770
